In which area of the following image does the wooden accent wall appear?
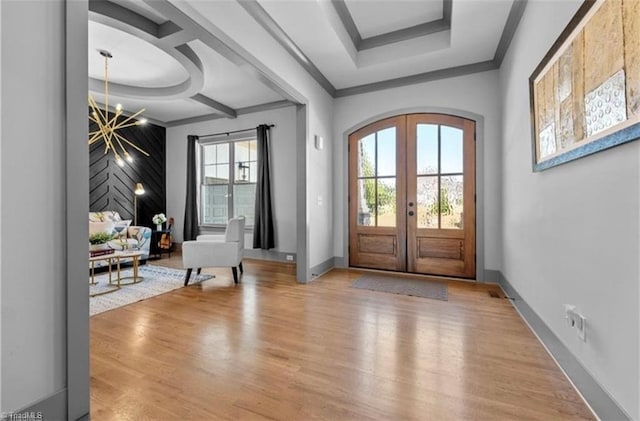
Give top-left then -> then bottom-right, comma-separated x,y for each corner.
89,119 -> 166,229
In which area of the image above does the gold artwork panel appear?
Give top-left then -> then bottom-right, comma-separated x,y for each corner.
623,0 -> 640,116
583,0 -> 624,93
530,0 -> 640,170
572,32 -> 585,142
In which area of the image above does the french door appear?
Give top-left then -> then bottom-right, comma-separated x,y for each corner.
348,114 -> 476,278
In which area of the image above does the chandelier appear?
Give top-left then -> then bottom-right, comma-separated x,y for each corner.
88,50 -> 149,167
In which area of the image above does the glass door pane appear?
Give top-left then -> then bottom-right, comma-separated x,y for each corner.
415,124 -> 464,229
356,127 -> 397,227
441,175 -> 464,229
376,178 -> 396,227
417,176 -> 438,228
441,126 -> 463,174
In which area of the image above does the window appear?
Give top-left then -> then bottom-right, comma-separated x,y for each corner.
200,138 -> 257,226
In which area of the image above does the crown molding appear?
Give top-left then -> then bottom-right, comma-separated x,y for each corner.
242,0 -> 528,99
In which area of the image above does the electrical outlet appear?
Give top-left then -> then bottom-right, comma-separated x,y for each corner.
576,314 -> 586,341
564,304 -> 587,342
286,255 -> 294,261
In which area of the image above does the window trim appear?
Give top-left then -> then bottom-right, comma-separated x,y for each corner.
198,135 -> 257,228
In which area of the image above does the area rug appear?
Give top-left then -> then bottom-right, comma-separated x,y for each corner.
351,274 -> 448,301
90,265 -> 213,316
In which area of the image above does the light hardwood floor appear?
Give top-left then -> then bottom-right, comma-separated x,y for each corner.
90,254 -> 594,420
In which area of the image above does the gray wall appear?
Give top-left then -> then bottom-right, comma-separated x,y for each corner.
166,106 -> 298,254
2,0 -> 66,412
306,100 -> 335,270
332,70 -> 502,274
169,0 -> 336,281
1,1 -> 89,417
0,0 -> 4,408
499,1 -> 639,419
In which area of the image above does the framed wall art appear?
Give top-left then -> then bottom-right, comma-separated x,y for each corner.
529,0 -> 640,171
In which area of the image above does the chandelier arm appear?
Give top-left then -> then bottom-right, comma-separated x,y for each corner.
103,123 -> 119,154
88,127 -> 104,142
103,137 -> 114,154
112,108 -> 146,130
88,50 -> 149,165
115,132 -> 150,156
89,98 -> 121,130
88,96 -> 108,125
106,113 -> 122,130
113,121 -> 145,130
88,96 -> 103,118
112,132 -> 129,156
93,127 -> 110,150
88,132 -> 103,145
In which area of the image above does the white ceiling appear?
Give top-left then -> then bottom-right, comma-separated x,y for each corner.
89,21 -> 188,88
87,0 -> 521,126
345,0 -> 443,38
187,40 -> 284,109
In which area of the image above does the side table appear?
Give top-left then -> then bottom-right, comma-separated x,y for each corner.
150,230 -> 173,259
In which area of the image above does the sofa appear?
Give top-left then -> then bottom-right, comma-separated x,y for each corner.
89,211 -> 152,268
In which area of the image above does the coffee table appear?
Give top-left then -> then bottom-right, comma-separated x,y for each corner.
89,250 -> 145,296
116,250 -> 145,285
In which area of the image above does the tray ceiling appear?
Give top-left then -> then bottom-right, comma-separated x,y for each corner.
88,0 -> 524,126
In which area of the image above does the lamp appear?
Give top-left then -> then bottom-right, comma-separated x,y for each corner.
88,50 -> 149,166
133,183 -> 145,225
238,162 -> 250,181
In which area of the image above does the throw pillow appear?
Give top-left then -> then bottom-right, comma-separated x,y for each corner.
89,220 -> 115,236
89,212 -> 105,223
111,219 -> 132,239
89,211 -> 122,223
103,211 -> 122,222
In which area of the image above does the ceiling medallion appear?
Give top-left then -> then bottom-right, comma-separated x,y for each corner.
88,50 -> 149,167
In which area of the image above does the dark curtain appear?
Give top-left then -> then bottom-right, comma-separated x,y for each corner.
184,135 -> 200,241
253,125 -> 275,249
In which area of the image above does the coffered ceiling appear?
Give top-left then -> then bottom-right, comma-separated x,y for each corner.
88,0 -> 525,126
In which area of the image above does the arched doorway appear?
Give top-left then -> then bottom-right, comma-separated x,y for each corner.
348,113 -> 476,278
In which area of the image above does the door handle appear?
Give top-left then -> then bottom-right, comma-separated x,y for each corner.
408,211 -> 415,216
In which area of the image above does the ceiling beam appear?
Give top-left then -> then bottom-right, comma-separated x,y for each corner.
493,0 -> 528,67
142,0 -> 306,105
443,0 -> 452,25
237,0 -> 336,97
165,100 -> 294,127
236,100 -> 294,116
190,94 -> 237,119
330,0 -> 361,50
89,0 -> 158,37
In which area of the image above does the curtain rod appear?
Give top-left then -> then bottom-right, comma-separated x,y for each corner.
197,124 -> 275,139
